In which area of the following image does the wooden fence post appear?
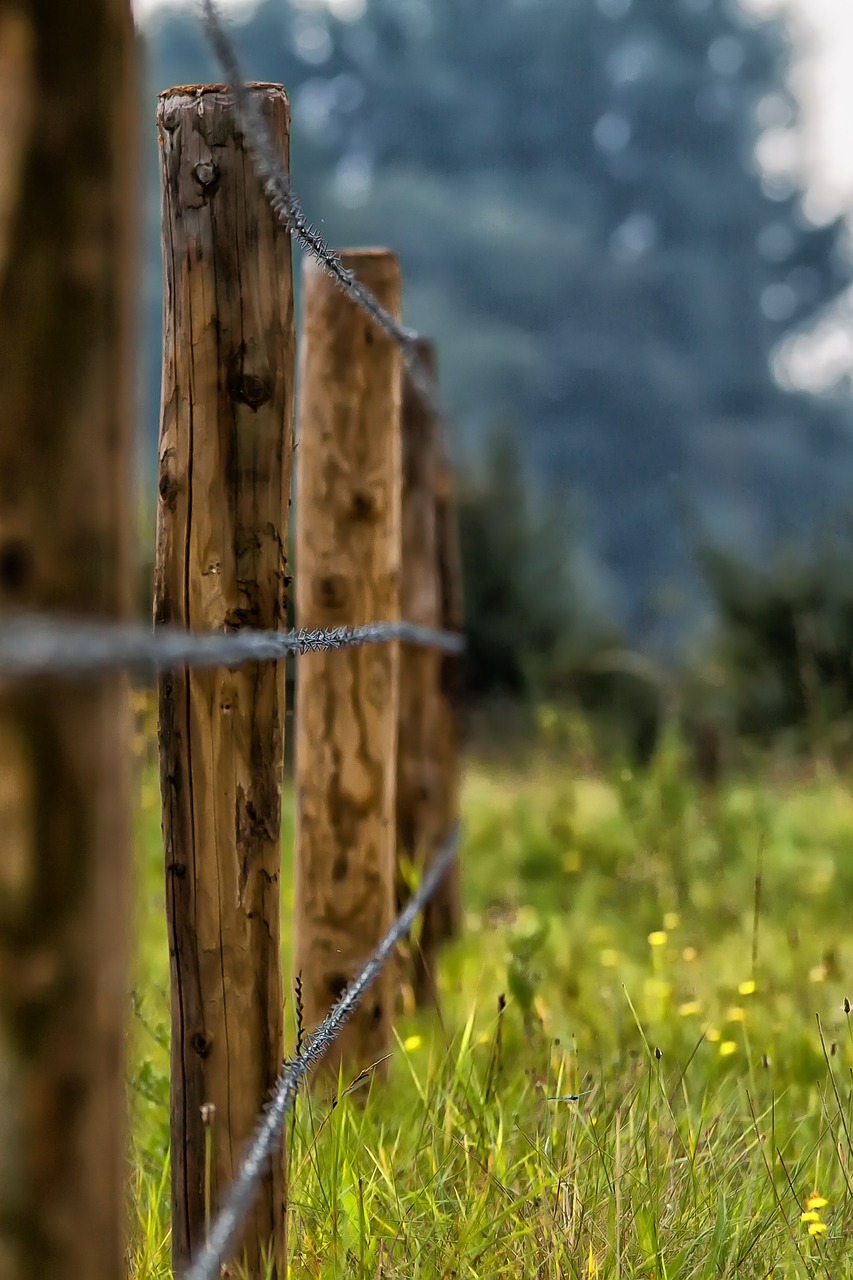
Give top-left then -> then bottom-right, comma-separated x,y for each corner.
153,83 -> 295,1276
294,250 -> 402,1082
396,342 -> 452,1007
433,421 -> 465,944
0,3 -> 136,1279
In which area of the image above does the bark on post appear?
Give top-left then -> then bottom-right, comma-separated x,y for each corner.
433,425 -> 465,943
294,250 -> 402,1082
153,84 -> 295,1276
0,4 -> 136,1280
396,343 -> 449,1007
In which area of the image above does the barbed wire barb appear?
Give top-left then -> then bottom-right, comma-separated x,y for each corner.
199,0 -> 441,413
181,826 -> 461,1280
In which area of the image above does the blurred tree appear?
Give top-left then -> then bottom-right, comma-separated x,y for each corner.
138,0 -> 853,656
699,534 -> 853,748
455,424 -> 605,698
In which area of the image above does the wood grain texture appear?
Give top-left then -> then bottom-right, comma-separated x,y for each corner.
153,83 -> 294,1277
395,343 -> 447,1008
0,3 -> 136,1279
294,250 -> 402,1082
433,421 -> 465,944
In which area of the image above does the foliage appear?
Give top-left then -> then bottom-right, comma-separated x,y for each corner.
456,425 -> 669,761
699,534 -> 853,751
456,424 -> 617,697
128,713 -> 853,1276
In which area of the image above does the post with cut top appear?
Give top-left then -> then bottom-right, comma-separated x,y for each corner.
153,83 -> 295,1276
396,341 -> 457,1007
294,249 -> 403,1081
0,3 -> 136,1278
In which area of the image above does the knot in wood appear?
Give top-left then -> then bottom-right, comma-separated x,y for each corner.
227,355 -> 272,412
159,104 -> 180,133
158,466 -> 179,510
315,573 -> 349,610
190,1031 -> 212,1059
193,161 -> 220,196
328,972 -> 348,1000
233,374 -> 271,410
350,490 -> 378,522
0,538 -> 32,595
331,853 -> 348,882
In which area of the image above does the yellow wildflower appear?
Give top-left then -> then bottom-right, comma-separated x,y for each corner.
809,964 -> 827,984
706,1027 -> 721,1043
663,911 -> 680,931
719,1041 -> 737,1057
738,980 -> 757,996
808,1222 -> 827,1237
678,1001 -> 700,1017
806,1194 -> 829,1211
648,930 -> 667,948
403,1034 -> 422,1052
726,1006 -> 745,1023
801,1211 -> 820,1223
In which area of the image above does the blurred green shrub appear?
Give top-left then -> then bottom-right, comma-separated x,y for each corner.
699,535 -> 853,754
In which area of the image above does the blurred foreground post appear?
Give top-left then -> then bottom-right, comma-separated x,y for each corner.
0,3 -> 136,1279
294,250 -> 403,1081
396,343 -> 453,1007
154,84 -> 295,1276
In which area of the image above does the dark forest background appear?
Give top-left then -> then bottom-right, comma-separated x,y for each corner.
137,0 -> 853,753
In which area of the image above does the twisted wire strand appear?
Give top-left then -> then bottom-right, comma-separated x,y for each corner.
88,14 -> 466,1278
0,614 -> 464,680
199,0 -> 441,413
182,826 -> 461,1280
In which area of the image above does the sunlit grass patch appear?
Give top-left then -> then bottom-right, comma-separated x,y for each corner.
127,730 -> 853,1277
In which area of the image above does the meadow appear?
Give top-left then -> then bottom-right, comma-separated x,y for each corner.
128,702 -> 853,1278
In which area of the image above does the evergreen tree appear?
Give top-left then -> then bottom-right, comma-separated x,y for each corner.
139,0 -> 853,654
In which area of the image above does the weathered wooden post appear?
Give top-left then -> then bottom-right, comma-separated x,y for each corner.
294,250 -> 403,1081
153,83 -> 295,1276
396,342 -> 450,1007
433,419 -> 466,945
0,3 -> 136,1279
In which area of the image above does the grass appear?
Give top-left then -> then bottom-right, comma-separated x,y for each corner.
127,704 -> 853,1277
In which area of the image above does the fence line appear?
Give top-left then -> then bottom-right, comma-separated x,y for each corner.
0,6 -> 468,1277
175,11 -> 466,1274
0,614 -> 463,680
183,826 -> 461,1280
200,0 -> 441,414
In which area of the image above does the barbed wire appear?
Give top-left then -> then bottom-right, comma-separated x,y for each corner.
106,13 -> 470,1278
182,824 -> 461,1280
0,614 -> 464,680
199,0 -> 441,413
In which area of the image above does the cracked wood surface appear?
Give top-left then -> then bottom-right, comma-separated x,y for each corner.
153,83 -> 294,1278
294,250 -> 402,1082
